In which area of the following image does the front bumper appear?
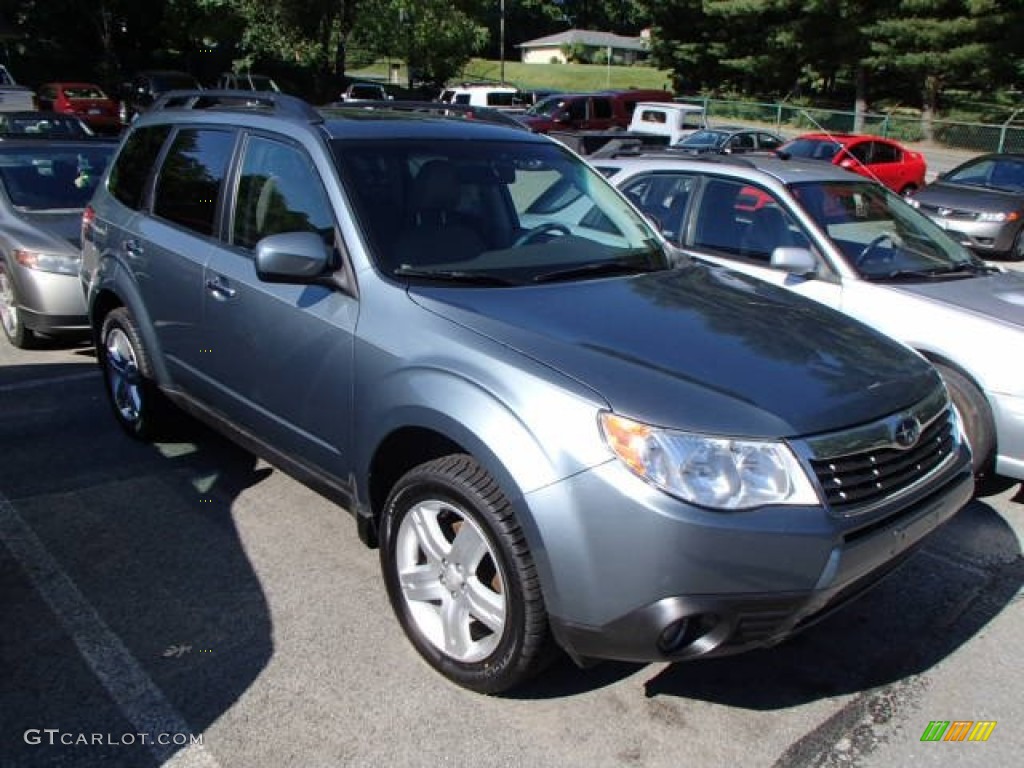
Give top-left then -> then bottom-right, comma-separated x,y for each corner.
524,445 -> 973,666
925,215 -> 1021,257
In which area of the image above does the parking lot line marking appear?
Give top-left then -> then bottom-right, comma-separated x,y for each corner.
0,370 -> 98,394
0,492 -> 220,768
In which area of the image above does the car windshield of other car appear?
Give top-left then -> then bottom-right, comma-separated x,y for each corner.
790,180 -> 983,279
945,156 -> 1024,192
64,85 -> 109,99
0,114 -> 93,137
524,96 -> 567,117
783,138 -> 840,161
332,139 -> 668,284
0,144 -> 113,209
677,130 -> 729,150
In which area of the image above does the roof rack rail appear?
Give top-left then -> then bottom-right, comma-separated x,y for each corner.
322,99 -> 528,130
149,89 -> 323,123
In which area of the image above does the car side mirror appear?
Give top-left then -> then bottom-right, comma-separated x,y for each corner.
255,232 -> 332,283
770,246 -> 818,277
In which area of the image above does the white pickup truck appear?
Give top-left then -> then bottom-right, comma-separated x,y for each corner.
0,65 -> 37,113
552,101 -> 707,155
626,101 -> 706,144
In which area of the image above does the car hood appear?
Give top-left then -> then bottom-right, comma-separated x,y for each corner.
886,269 -> 1024,327
8,210 -> 82,250
914,180 -> 1022,210
410,263 -> 939,438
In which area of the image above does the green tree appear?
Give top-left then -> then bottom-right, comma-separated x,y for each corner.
351,0 -> 488,87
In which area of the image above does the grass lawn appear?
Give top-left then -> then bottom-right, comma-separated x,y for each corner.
348,58 -> 674,94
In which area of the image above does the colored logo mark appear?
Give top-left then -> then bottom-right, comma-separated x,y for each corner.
920,720 -> 997,742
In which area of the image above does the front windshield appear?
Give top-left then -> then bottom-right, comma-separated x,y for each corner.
784,138 -> 840,161
945,155 -> 1024,192
0,145 -> 113,209
790,180 -> 982,279
679,130 -> 727,148
525,96 -> 566,117
332,138 -> 668,284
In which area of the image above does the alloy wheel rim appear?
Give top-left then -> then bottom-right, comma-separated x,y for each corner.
104,327 -> 143,424
395,499 -> 507,663
0,271 -> 18,338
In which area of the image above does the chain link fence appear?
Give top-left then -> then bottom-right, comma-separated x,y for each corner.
676,97 -> 1024,154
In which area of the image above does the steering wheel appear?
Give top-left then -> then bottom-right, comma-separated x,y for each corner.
513,222 -> 571,247
855,233 -> 895,267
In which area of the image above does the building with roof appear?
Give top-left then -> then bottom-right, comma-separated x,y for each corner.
517,29 -> 650,65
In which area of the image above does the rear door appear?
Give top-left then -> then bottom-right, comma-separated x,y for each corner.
140,126 -> 239,392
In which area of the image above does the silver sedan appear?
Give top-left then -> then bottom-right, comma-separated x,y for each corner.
0,138 -> 114,348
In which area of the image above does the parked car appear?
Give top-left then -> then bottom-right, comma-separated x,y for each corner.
438,83 -> 524,110
779,132 -> 927,195
0,138 -> 115,347
517,89 -> 674,133
36,82 -> 122,135
908,152 -> 1024,261
0,111 -> 94,138
215,72 -> 281,92
81,91 -> 972,693
120,70 -> 203,123
673,125 -> 786,154
339,82 -> 392,102
594,152 -> 1024,481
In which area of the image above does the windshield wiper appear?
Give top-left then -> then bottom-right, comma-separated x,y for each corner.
531,258 -> 664,284
393,266 -> 519,285
871,265 -> 980,281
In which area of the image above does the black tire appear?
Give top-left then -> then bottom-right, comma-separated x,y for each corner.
98,307 -> 170,440
0,261 -> 37,349
935,362 -> 995,477
1009,227 -> 1024,261
380,454 -> 552,694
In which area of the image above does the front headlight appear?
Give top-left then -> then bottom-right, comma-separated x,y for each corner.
14,249 -> 80,276
977,211 -> 1019,223
599,412 -> 819,510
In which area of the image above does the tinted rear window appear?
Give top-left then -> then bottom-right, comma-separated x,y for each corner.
109,125 -> 171,210
153,128 -> 235,236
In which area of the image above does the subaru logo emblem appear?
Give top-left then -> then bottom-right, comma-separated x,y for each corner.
893,417 -> 921,449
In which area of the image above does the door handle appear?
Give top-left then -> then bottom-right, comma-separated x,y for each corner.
205,276 -> 237,299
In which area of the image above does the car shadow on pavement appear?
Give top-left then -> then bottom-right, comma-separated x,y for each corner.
1,362 -> 274,766
640,496 -> 1022,708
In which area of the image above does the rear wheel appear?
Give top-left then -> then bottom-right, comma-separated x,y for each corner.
380,454 -> 552,694
935,362 -> 995,477
0,261 -> 37,349
99,307 -> 170,440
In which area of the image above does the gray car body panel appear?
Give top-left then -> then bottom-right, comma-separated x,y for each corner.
82,99 -> 973,666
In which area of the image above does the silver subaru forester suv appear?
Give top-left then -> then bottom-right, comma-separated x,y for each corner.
80,92 -> 973,693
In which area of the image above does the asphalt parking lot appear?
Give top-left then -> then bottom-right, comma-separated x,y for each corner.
1,311 -> 1022,767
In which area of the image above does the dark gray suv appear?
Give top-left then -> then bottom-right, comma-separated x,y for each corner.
81,92 -> 973,693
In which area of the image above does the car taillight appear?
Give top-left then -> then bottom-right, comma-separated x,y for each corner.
82,205 -> 96,244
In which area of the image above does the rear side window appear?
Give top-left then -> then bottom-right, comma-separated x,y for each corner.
108,125 -> 171,210
153,128 -> 236,236
593,98 -> 613,119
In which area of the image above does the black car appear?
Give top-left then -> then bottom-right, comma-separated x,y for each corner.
673,125 -> 786,154
119,69 -> 203,123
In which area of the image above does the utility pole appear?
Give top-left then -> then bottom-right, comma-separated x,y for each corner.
500,0 -> 506,84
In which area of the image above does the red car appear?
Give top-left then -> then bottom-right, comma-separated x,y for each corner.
36,82 -> 122,135
779,132 -> 927,195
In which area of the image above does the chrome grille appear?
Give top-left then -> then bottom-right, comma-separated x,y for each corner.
809,411 -> 954,510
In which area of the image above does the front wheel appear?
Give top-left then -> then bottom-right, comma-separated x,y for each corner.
380,454 -> 552,694
0,261 -> 37,349
935,362 -> 995,477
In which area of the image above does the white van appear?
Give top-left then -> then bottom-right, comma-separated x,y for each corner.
439,84 -> 525,110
